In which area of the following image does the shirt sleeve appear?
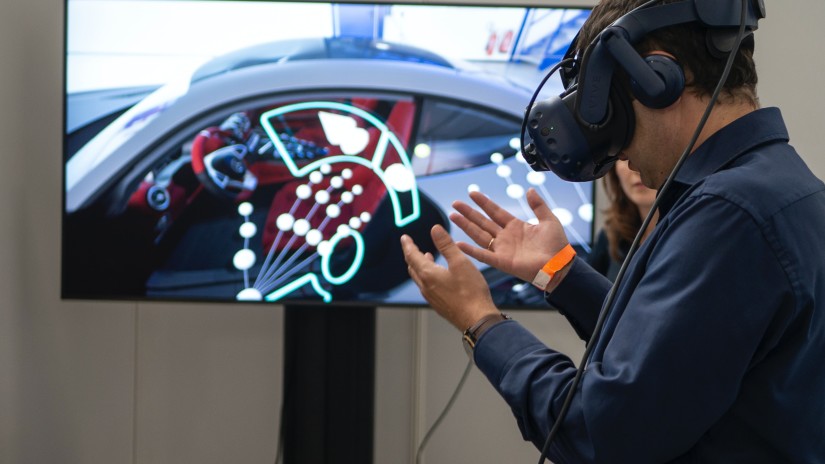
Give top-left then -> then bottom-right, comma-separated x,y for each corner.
545,256 -> 613,342
473,192 -> 791,463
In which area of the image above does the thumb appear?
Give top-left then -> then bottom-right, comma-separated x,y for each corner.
430,225 -> 463,263
527,188 -> 556,222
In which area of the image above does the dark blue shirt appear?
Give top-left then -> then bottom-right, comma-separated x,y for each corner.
474,108 -> 825,463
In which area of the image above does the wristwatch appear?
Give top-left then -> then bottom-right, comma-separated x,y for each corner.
462,312 -> 511,357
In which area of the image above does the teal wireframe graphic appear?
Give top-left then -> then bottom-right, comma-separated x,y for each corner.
234,101 -> 420,303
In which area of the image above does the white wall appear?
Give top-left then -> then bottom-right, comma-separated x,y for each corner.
2,1 -> 824,463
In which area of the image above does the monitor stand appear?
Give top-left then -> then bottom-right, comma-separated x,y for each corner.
281,304 -> 376,464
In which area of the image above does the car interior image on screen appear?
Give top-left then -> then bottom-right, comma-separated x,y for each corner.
63,0 -> 592,308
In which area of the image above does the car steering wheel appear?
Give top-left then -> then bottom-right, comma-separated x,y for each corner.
191,128 -> 258,200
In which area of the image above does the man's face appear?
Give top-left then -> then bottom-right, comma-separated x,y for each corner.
619,99 -> 683,190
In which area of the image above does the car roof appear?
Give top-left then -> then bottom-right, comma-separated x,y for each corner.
191,36 -> 456,83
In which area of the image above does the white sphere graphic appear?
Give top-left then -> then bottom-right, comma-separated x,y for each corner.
295,184 -> 312,200
276,213 -> 295,231
384,163 -> 415,192
506,184 -> 525,199
527,171 -> 546,186
315,190 -> 330,205
239,222 -> 257,239
237,202 -> 253,216
306,229 -> 323,247
236,288 -> 263,301
552,208 -> 574,226
233,249 -> 256,271
326,204 -> 341,218
578,203 -> 594,222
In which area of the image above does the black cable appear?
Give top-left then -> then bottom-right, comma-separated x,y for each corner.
536,1 -> 749,462
414,357 -> 474,464
273,398 -> 284,464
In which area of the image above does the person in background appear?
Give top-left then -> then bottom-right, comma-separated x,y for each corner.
587,160 -> 658,280
400,0 -> 825,461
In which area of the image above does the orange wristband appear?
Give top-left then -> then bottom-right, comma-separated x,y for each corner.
531,244 -> 576,291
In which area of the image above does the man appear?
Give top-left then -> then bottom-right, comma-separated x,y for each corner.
401,0 -> 825,462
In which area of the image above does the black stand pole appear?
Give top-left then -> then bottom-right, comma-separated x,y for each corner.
282,304 -> 376,464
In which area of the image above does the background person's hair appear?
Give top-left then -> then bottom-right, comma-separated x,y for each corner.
602,167 -> 642,262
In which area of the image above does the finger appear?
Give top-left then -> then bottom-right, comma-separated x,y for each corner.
469,190 -> 518,228
449,211 -> 494,250
406,261 -> 425,290
526,188 -> 557,222
401,235 -> 434,289
400,234 -> 428,270
456,240 -> 497,267
452,200 -> 501,238
430,225 -> 468,267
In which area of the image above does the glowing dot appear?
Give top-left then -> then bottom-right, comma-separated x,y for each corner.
341,168 -> 353,179
515,152 -> 527,164
552,208 -> 574,226
509,138 -> 521,150
352,185 -> 363,195
237,202 -> 253,216
233,249 -> 256,270
330,176 -> 343,189
337,224 -> 351,235
578,203 -> 594,222
384,163 -> 415,192
506,184 -> 525,199
317,241 -> 332,257
468,184 -> 480,193
326,204 -> 341,218
349,217 -> 362,229
414,143 -> 432,158
295,184 -> 312,200
306,229 -> 323,246
309,171 -> 323,184
512,282 -> 528,292
527,171 -> 546,186
239,222 -> 257,239
236,288 -> 263,301
320,164 -> 332,174
315,190 -> 330,205
490,152 -> 504,164
293,219 -> 310,236
341,192 -> 354,204
496,165 -> 512,178
276,213 -> 294,231
360,212 -> 371,223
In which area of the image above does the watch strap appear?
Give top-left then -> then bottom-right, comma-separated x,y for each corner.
462,312 -> 511,351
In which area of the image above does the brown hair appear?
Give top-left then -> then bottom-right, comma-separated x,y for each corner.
576,0 -> 759,106
602,166 -> 643,262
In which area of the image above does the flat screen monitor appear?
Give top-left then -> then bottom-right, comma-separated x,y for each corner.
63,0 -> 593,308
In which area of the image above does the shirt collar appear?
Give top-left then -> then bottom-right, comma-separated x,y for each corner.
657,107 -> 789,215
673,107 -> 789,186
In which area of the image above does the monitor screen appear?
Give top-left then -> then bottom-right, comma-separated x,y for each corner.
63,0 -> 593,308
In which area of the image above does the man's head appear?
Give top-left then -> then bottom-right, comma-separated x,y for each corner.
523,0 -> 764,186
575,0 -> 761,188
576,0 -> 759,108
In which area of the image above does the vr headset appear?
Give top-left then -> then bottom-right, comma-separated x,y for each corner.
523,0 -> 766,182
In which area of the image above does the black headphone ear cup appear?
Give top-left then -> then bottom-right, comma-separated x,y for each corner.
630,55 -> 685,109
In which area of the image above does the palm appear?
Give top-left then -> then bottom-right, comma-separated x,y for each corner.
450,188 -> 569,283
